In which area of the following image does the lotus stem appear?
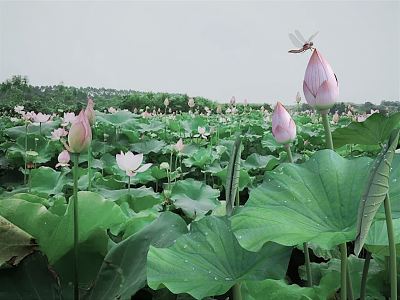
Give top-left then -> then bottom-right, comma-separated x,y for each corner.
384,194 -> 397,300
321,112 -> 334,150
236,188 -> 240,207
87,142 -> 92,191
233,282 -> 242,300
360,251 -> 371,300
127,175 -> 131,195
24,123 -> 28,185
339,243 -> 347,300
286,144 -> 312,287
346,265 -> 354,300
72,153 -> 80,300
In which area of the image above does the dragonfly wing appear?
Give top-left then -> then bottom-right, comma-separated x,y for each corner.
288,33 -> 303,48
307,31 -> 319,42
294,30 -> 307,43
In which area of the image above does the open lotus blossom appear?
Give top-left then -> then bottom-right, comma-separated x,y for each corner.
85,97 -> 96,126
116,151 -> 152,177
14,105 -> 24,114
357,114 -> 367,122
62,112 -> 76,126
197,126 -> 210,139
174,138 -> 184,152
21,111 -> 35,122
332,111 -> 340,124
55,150 -> 70,168
51,128 -> 69,140
188,97 -> 195,108
370,109 -> 379,115
303,49 -> 339,111
34,112 -> 51,124
108,107 -> 117,114
65,110 -> 92,153
272,102 -> 296,144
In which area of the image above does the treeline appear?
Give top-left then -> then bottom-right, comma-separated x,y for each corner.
0,75 -> 398,114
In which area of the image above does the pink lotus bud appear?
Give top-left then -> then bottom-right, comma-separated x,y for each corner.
332,111 -> 340,124
116,151 -> 152,177
85,97 -> 96,126
108,107 -> 117,114
303,49 -> 339,111
174,138 -> 184,152
34,112 -> 51,123
56,150 -> 70,168
272,102 -> 296,144
67,110 -> 92,153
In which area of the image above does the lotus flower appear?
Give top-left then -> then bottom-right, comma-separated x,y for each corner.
174,138 -> 184,152
85,97 -> 96,126
116,151 -> 152,177
303,49 -> 339,111
164,98 -> 170,107
197,126 -> 210,139
332,111 -> 340,124
66,110 -> 92,153
14,105 -> 24,114
51,128 -> 68,140
34,112 -> 51,124
56,150 -> 70,168
62,112 -> 76,126
272,102 -> 296,144
188,97 -> 195,108
108,107 -> 117,114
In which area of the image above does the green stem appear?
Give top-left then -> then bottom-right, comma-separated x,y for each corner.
87,142 -> 92,191
347,266 -> 354,300
235,188 -> 240,207
233,282 -> 242,300
339,243 -> 347,300
28,168 -> 32,193
360,251 -> 371,300
127,176 -> 131,195
384,194 -> 397,300
286,144 -> 312,287
303,242 -> 313,287
72,153 -> 80,300
24,123 -> 28,185
321,112 -> 334,150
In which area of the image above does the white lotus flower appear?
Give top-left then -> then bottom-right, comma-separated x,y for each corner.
116,151 -> 152,177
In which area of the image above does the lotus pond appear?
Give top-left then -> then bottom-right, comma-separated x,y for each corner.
1,106 -> 400,300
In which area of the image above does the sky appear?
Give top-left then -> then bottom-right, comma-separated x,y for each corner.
0,0 -> 399,104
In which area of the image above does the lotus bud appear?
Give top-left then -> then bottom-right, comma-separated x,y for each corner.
174,138 -> 184,153
303,49 -> 339,112
164,98 -> 170,107
295,92 -> 301,104
332,111 -> 340,124
56,150 -> 70,168
188,97 -> 195,108
160,162 -> 170,170
271,102 -> 296,144
85,97 -> 96,126
67,110 -> 92,153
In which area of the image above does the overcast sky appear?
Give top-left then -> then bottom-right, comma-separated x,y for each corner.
0,1 -> 399,104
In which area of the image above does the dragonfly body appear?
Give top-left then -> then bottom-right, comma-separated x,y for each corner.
288,31 -> 318,54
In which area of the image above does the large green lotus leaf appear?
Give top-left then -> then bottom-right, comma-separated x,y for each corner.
182,148 -> 215,168
231,150 -> 371,251
364,219 -> 400,256
5,122 -> 58,139
30,167 -> 69,195
6,134 -> 58,164
181,116 -> 207,133
171,179 -> 220,218
332,112 -> 400,148
0,191 -> 126,263
216,168 -> 253,192
241,276 -> 338,300
138,120 -> 166,133
242,153 -> 279,171
0,252 -> 62,299
147,216 -> 292,300
131,139 -> 166,154
122,208 -> 160,239
0,215 -> 37,266
261,132 -> 280,153
96,111 -> 138,128
379,154 -> 400,218
87,212 -> 188,300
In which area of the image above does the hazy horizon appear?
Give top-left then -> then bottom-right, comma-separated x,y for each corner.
0,1 -> 399,104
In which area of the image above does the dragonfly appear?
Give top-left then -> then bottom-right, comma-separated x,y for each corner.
288,30 -> 319,53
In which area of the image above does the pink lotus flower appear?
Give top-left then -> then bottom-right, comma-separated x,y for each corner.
197,126 -> 210,139
21,111 -> 35,122
65,110 -> 92,153
303,49 -> 339,111
108,107 -> 117,114
62,112 -> 76,126
357,114 -> 367,122
56,150 -> 70,168
51,128 -> 69,140
272,102 -> 296,144
34,112 -> 51,124
116,151 -> 152,177
85,97 -> 96,126
174,138 -> 184,152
